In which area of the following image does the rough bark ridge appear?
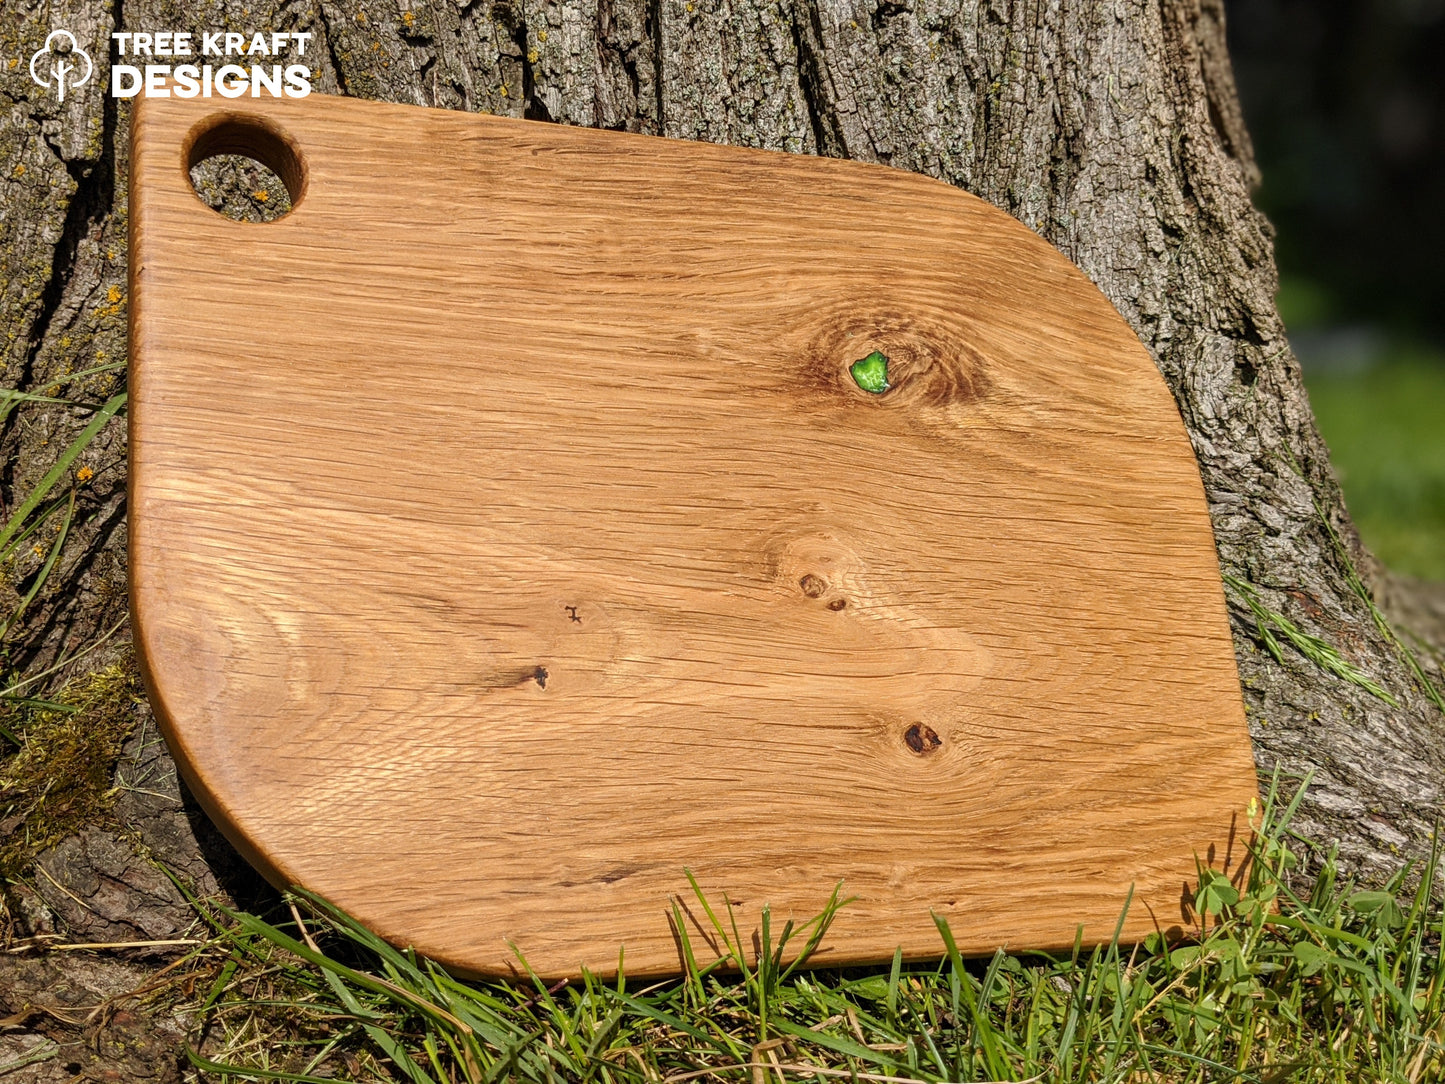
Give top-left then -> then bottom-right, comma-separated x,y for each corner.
2,0 -> 1442,966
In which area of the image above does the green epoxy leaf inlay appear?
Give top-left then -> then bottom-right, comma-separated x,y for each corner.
849,351 -> 890,393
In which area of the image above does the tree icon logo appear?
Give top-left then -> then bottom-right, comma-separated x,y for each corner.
29,30 -> 93,103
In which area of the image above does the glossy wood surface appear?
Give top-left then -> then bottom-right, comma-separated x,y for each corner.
129,93 -> 1259,978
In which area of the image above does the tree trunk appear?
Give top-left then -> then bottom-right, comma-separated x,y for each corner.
3,0 -> 1442,1048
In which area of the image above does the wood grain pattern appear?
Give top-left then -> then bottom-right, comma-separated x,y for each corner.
128,92 -> 1258,979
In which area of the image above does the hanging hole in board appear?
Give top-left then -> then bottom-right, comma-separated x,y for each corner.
185,115 -> 306,223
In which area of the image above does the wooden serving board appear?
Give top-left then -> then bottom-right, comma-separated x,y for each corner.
129,93 -> 1259,979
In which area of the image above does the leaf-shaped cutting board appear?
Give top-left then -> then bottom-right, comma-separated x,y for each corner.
129,93 -> 1258,979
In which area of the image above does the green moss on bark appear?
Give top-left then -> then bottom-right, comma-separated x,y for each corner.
0,658 -> 143,878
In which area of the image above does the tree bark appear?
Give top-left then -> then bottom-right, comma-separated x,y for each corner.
3,0 -> 1443,983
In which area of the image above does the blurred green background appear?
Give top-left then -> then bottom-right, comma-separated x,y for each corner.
1227,0 -> 1444,581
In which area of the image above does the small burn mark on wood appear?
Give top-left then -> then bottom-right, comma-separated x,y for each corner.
532,665 -> 549,689
827,598 -> 847,611
904,723 -> 941,755
799,574 -> 827,598
565,605 -> 581,623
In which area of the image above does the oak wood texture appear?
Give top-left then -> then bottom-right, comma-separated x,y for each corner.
129,92 -> 1259,979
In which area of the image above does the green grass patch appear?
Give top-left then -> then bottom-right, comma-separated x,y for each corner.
170,777 -> 1444,1084
1305,349 -> 1445,581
